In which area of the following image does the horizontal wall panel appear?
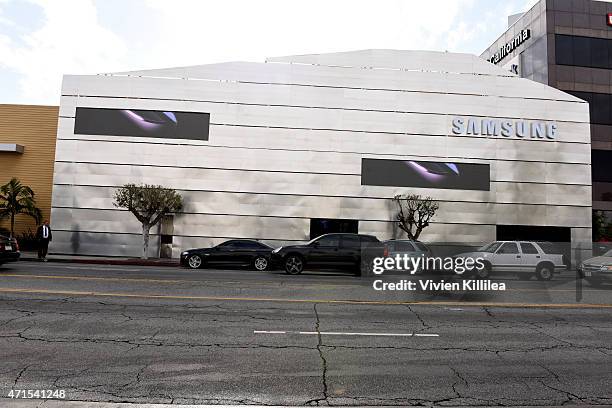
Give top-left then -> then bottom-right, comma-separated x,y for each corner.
51,187 -> 592,229
55,125 -> 592,170
62,61 -> 581,102
49,230 -> 161,258
50,208 -> 309,240
58,95 -> 591,144
51,168 -> 592,207
359,221 -> 497,245
59,76 -> 590,124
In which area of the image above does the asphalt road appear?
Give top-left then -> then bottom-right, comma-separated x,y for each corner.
0,261 -> 611,406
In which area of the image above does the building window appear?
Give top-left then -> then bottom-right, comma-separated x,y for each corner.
496,224 -> 571,243
592,150 -> 612,183
555,34 -> 612,69
566,91 -> 612,126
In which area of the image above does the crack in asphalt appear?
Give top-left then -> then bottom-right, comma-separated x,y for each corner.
406,305 -> 430,332
13,364 -> 31,388
537,379 -> 592,405
305,303 -> 330,406
448,365 -> 468,400
0,331 -> 317,350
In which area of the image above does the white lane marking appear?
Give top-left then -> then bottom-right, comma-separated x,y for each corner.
254,330 -> 287,334
298,331 -> 416,337
254,330 -> 439,337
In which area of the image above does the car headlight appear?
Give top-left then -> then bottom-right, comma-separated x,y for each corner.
272,246 -> 283,254
181,251 -> 189,257
601,265 -> 612,271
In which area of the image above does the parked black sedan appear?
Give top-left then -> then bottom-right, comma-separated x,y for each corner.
0,234 -> 20,266
180,239 -> 273,270
271,233 -> 381,275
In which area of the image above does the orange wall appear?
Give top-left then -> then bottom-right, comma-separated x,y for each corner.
0,104 -> 59,236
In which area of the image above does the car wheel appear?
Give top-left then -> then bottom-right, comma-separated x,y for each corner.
536,264 -> 554,281
253,256 -> 268,271
284,255 -> 304,275
187,254 -> 203,269
475,263 -> 490,279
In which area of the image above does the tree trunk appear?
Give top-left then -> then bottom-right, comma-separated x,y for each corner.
413,228 -> 421,240
142,223 -> 150,260
10,213 -> 14,238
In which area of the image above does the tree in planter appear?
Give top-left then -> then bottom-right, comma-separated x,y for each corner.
113,184 -> 183,259
393,193 -> 439,240
0,178 -> 42,238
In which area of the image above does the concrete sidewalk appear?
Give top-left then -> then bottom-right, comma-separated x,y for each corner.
18,251 -> 179,267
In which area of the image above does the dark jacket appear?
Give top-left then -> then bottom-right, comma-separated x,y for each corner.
36,225 -> 53,241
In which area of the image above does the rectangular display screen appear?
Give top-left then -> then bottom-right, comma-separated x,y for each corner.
74,107 -> 210,141
361,158 -> 490,191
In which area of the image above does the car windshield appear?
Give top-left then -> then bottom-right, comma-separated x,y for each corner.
603,249 -> 612,257
478,242 -> 503,253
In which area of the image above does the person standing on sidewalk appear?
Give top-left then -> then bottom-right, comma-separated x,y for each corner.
36,220 -> 52,261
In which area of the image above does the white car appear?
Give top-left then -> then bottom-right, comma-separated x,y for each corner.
579,249 -> 612,287
455,241 -> 566,280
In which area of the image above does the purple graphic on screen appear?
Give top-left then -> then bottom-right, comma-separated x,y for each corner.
163,112 -> 177,123
445,163 -> 459,175
406,161 -> 461,183
122,110 -> 178,130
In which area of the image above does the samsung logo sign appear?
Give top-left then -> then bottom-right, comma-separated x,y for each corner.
488,29 -> 530,64
452,117 -> 557,140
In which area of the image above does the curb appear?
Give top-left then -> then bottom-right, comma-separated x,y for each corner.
19,255 -> 179,268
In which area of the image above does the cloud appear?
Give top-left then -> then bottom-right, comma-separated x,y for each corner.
0,0 -> 127,104
142,0 -> 476,66
0,0 -> 536,104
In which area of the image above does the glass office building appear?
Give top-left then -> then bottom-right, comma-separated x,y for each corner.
482,0 -> 612,242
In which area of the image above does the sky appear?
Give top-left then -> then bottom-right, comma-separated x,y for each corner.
0,0 -> 540,105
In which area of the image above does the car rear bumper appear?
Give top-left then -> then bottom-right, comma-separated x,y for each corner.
580,268 -> 612,281
0,251 -> 20,264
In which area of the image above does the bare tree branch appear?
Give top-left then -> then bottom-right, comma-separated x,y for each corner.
393,194 -> 439,240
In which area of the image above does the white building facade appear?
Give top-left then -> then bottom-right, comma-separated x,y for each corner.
50,50 -> 592,260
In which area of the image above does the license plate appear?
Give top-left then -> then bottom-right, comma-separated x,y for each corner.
4,245 -> 11,251
584,271 -> 592,277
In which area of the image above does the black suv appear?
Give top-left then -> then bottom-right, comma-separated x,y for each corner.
271,233 -> 380,275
